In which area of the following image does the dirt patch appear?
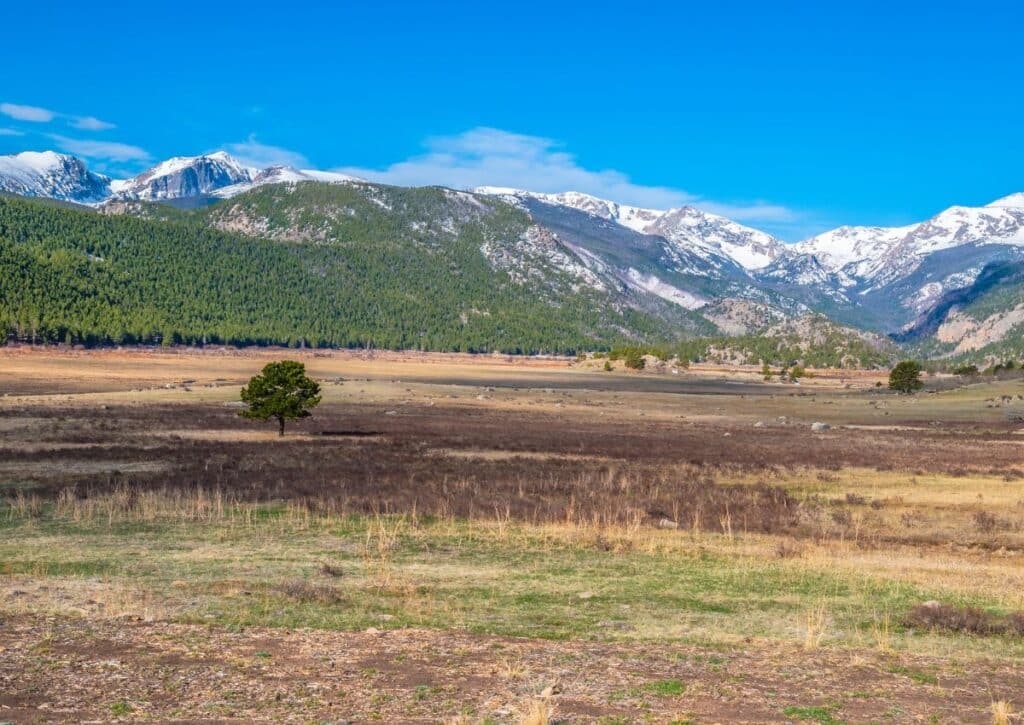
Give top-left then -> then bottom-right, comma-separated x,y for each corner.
0,459 -> 167,478
427,447 -> 616,462
0,614 -> 1018,723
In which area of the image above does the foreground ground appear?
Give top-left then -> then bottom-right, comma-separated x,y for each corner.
2,347 -> 1023,723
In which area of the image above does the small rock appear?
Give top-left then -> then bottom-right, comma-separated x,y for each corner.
597,620 -> 635,631
753,421 -> 765,428
811,421 -> 831,432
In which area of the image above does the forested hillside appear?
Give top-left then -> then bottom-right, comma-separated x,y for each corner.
0,193 -> 672,353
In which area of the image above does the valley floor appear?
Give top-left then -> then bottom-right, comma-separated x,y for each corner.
1,347 -> 1023,723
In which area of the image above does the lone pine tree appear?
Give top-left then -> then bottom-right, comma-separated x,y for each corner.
240,360 -> 322,436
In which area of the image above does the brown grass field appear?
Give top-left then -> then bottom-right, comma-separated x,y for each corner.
2,346 -> 1024,723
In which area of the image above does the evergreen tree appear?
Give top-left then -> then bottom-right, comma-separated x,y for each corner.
888,360 -> 924,394
240,361 -> 322,436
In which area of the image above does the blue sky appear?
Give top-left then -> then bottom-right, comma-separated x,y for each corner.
1,1 -> 1021,240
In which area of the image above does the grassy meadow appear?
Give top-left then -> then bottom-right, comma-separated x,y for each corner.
2,347 -> 1023,722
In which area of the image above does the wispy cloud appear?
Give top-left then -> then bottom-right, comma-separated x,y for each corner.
224,135 -> 309,169
1,102 -> 115,131
0,127 -> 25,136
0,103 -> 55,122
71,116 -> 116,131
48,134 -> 150,162
336,127 -> 800,228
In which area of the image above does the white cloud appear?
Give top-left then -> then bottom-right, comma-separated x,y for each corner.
224,135 -> 309,169
1,103 -> 55,122
1,102 -> 116,131
0,127 -> 25,136
336,127 -> 799,226
71,116 -> 116,131
48,134 -> 150,162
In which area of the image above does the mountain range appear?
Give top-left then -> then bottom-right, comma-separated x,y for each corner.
1,148 -> 1022,363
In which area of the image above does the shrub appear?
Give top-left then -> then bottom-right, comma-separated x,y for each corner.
889,360 -> 924,394
623,349 -> 645,370
905,603 -> 1000,635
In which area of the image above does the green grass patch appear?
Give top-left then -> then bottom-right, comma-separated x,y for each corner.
0,508 -> 1019,657
643,678 -> 686,696
782,704 -> 845,724
887,664 -> 939,685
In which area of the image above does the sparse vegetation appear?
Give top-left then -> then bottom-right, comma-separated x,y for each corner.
1,349 -> 1023,721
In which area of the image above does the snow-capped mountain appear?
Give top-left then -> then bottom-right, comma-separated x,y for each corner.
0,151 -> 111,203
213,165 -> 363,198
2,147 -> 1021,346
793,196 -> 1024,289
749,193 -> 1024,333
110,151 -> 255,200
476,187 -> 662,233
646,205 -> 786,271
474,187 -> 785,271
0,150 -> 364,206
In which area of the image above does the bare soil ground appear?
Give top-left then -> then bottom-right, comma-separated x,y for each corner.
2,613 -> 1021,723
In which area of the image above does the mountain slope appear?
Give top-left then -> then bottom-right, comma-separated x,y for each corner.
3,146 -> 1023,357
476,187 -> 787,272
0,188 -> 701,352
896,260 -> 1024,360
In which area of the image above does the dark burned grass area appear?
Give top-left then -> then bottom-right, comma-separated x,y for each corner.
1,401 -> 1022,533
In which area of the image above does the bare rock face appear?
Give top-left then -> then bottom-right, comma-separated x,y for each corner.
935,304 -> 1024,353
114,152 -> 253,200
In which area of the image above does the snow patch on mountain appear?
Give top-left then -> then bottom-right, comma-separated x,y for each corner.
908,267 -> 982,313
0,151 -> 111,202
475,187 -> 785,271
213,166 -> 363,198
481,225 -> 608,293
623,268 -> 707,309
646,206 -> 784,271
987,193 -> 1024,209
475,187 -> 662,233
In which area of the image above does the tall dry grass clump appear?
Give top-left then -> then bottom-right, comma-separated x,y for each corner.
991,700 -> 1015,725
519,697 -> 554,725
803,603 -> 828,650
